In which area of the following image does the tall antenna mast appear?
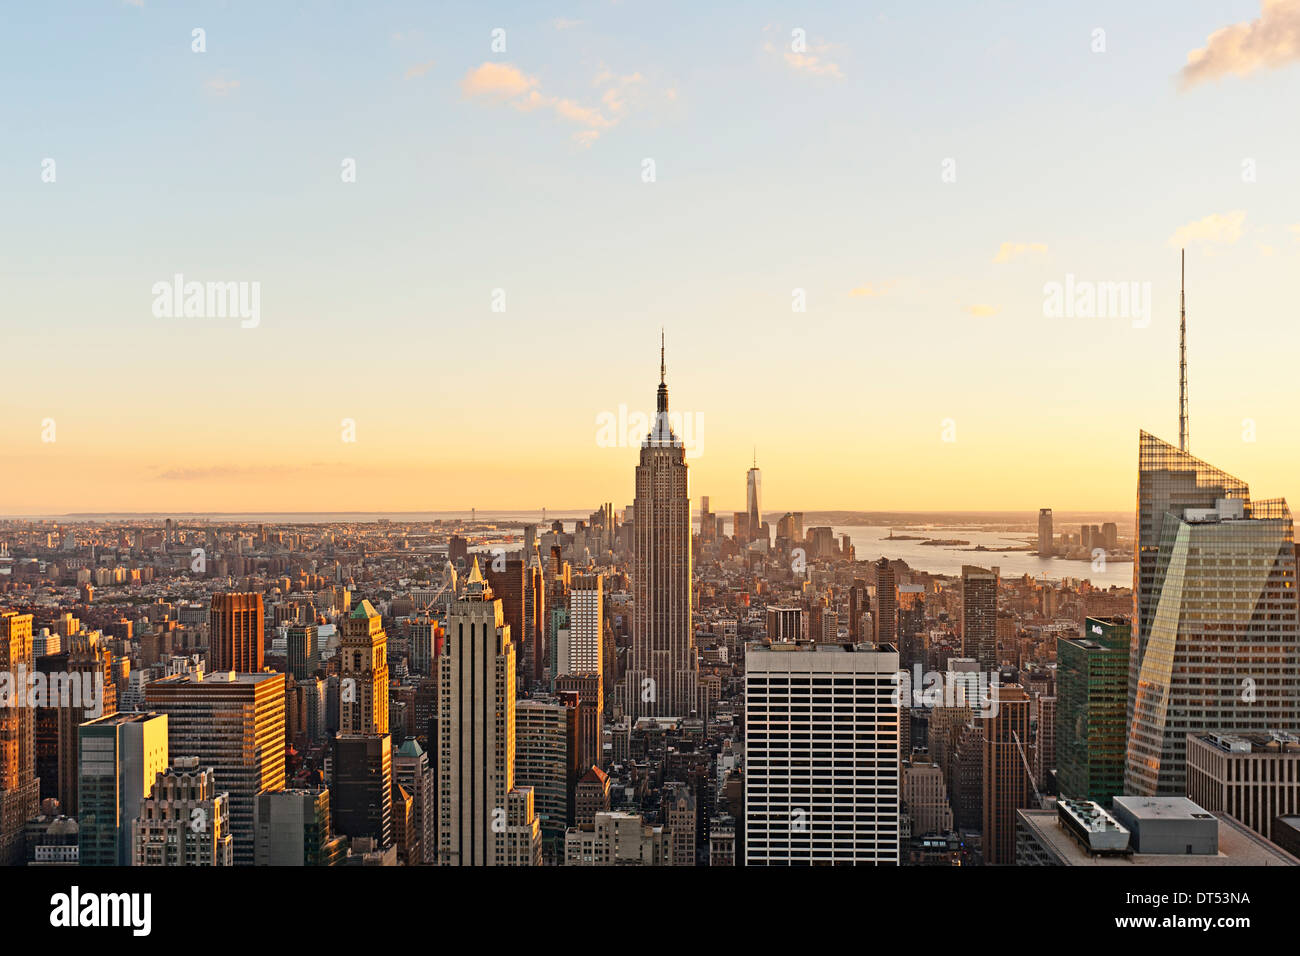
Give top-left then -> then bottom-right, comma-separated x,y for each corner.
1179,248 -> 1188,452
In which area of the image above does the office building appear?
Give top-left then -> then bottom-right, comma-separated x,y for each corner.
77,712 -> 169,866
981,683 -> 1033,865
874,558 -> 897,646
1127,434 -> 1300,795
764,606 -> 803,643
515,697 -> 580,853
286,623 -> 318,681
145,667 -> 286,866
1056,617 -> 1129,804
961,566 -> 997,671
1037,508 -> 1054,557
437,559 -> 541,866
208,592 -> 264,673
332,733 -> 392,851
0,611 -> 39,866
744,641 -> 900,865
393,738 -> 435,865
339,599 -> 389,736
624,340 -> 697,719
254,788 -> 344,866
133,757 -> 233,866
1186,731 -> 1300,841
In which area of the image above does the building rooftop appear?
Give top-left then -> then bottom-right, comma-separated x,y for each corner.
1017,807 -> 1297,866
1112,796 -> 1215,822
1193,731 -> 1300,754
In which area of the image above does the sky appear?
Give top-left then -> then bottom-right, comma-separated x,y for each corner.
3,0 -> 1300,515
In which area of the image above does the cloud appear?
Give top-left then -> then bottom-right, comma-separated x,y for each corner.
849,281 -> 897,297
204,78 -> 240,96
1168,210 -> 1247,247
764,26 -> 845,79
1180,0 -> 1300,88
966,304 -> 1000,317
462,62 -> 652,145
553,18 -> 584,30
461,62 -> 538,98
992,241 -> 1047,263
404,60 -> 436,79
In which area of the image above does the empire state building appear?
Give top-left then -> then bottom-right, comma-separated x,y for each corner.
624,337 -> 697,718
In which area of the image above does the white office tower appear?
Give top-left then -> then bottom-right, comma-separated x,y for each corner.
744,641 -> 900,865
566,574 -> 604,677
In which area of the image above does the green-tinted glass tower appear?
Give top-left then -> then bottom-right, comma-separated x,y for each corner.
1056,617 -> 1129,805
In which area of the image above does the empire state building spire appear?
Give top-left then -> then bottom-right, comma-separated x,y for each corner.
657,328 -> 668,415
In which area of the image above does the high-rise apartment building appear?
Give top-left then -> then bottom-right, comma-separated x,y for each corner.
1127,433 -> 1300,795
77,712 -> 169,866
624,342 -> 697,719
208,592 -> 264,673
744,641 -> 900,865
1056,617 -> 1129,805
145,667 -> 286,866
437,559 -> 541,866
961,565 -> 997,671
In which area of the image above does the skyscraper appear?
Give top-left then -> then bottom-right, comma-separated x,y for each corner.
145,667 -> 286,866
744,641 -> 900,865
437,559 -> 541,866
1126,433 -> 1300,795
874,558 -> 897,647
0,610 -> 39,866
135,757 -> 235,866
981,683 -> 1033,865
338,599 -> 388,736
1037,508 -> 1054,556
746,453 -> 762,545
77,712 -> 169,866
961,565 -> 997,671
208,592 -> 265,673
1056,617 -> 1129,805
286,623 -> 318,681
624,338 -> 697,719
332,733 -> 393,852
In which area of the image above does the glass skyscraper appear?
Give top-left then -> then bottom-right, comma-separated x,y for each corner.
1126,432 -> 1300,795
1057,616 -> 1129,805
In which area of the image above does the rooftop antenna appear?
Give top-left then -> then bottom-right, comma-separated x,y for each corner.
660,328 -> 665,384
1179,248 -> 1188,453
